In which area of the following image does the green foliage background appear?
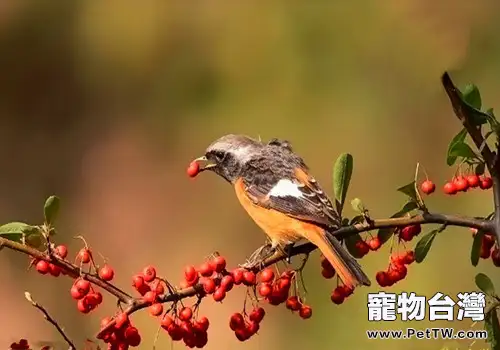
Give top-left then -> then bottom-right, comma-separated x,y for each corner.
1,1 -> 500,349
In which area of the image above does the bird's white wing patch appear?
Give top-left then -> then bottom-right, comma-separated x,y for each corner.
268,179 -> 303,198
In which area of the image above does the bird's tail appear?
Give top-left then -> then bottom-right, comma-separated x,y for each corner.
307,228 -> 371,288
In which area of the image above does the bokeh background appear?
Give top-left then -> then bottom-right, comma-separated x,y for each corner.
1,1 -> 500,349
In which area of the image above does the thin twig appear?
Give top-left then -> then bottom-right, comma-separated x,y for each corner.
24,292 -> 76,350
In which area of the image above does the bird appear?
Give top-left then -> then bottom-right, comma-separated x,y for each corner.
191,134 -> 371,288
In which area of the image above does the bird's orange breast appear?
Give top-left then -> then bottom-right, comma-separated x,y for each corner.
233,178 -> 320,245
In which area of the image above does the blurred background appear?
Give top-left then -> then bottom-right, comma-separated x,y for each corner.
0,1 -> 500,349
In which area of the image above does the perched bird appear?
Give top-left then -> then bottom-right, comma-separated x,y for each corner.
191,134 -> 370,288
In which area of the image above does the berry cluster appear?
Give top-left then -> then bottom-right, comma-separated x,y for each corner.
471,229 -> 500,266
375,250 -> 415,287
318,256 -> 354,305
100,313 -> 141,348
9,339 -> 30,350
160,309 -> 209,348
33,245 -> 113,315
420,174 -> 493,196
229,307 -> 265,341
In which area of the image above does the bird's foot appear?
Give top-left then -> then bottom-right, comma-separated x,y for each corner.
239,243 -> 275,270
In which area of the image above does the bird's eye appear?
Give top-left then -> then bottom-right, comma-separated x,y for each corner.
213,151 -> 224,162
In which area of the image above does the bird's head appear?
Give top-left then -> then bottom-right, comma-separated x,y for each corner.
191,134 -> 264,183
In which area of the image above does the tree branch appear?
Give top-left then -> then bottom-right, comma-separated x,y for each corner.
441,72 -> 500,241
24,292 -> 76,350
0,206 -> 491,340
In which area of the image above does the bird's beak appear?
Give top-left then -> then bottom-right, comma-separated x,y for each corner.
192,156 -> 216,171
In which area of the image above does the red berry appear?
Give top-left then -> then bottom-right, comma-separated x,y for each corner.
258,283 -> 272,297
480,176 -> 493,190
124,326 -> 141,347
54,245 -> 68,259
454,176 -> 469,192
260,268 -> 275,283
99,264 -> 114,281
277,277 -> 291,292
285,296 -> 301,311
132,275 -> 145,290
36,260 -> 50,274
342,285 -> 354,297
167,324 -> 183,341
212,256 -> 227,273
78,248 -> 91,263
199,262 -> 213,277
70,285 -> 85,300
299,305 -> 312,319
229,313 -> 245,331
87,291 -> 103,306
231,269 -> 244,285
368,237 -> 382,251
443,182 -> 457,195
213,287 -> 226,302
243,271 -> 257,286
75,278 -> 91,295
355,240 -> 370,256
321,268 -> 336,279
149,303 -> 163,316
202,278 -> 216,294
330,286 -> 345,305
184,265 -> 197,283
196,316 -> 210,332
77,298 -> 91,314
375,271 -> 390,287
420,180 -> 436,194
247,321 -> 260,335
136,283 -> 150,296
467,175 -> 480,188
179,307 -> 193,321
143,291 -> 157,304
161,315 -> 174,329
402,250 -> 415,265
250,307 -> 265,323
187,161 -> 200,178
480,244 -> 492,259
234,328 -> 251,341
320,255 -> 333,270
142,265 -> 156,282
49,263 -> 61,277
220,275 -> 234,291
492,248 -> 500,267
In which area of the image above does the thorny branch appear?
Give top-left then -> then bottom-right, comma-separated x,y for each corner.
24,292 -> 76,350
0,207 -> 491,339
441,72 -> 500,241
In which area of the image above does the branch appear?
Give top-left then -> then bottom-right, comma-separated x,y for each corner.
441,72 -> 500,241
1,237 -> 133,304
24,292 -> 76,350
0,208 -> 490,340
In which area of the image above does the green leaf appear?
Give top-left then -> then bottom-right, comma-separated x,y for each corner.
414,230 -> 438,263
462,84 -> 482,109
333,153 -> 353,213
448,142 -> 477,160
485,308 -> 500,350
471,230 -> 484,267
43,195 -> 60,225
0,222 -> 40,243
396,181 -> 418,202
475,162 -> 486,176
377,201 -> 418,244
349,215 -> 364,225
446,128 -> 468,166
350,198 -> 365,213
475,273 -> 496,297
344,234 -> 364,259
377,227 -> 395,245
